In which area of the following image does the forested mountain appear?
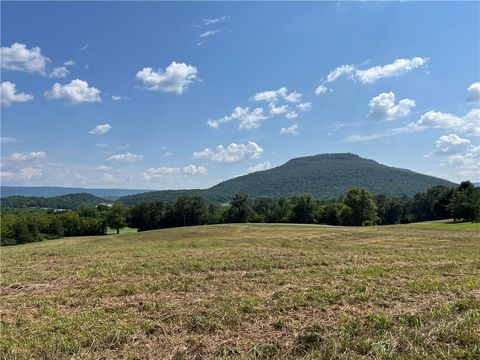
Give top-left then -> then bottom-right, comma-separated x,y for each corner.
0,186 -> 151,199
119,153 -> 456,204
1,193 -> 108,209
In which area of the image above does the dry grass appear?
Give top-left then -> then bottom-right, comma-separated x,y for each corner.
1,224 -> 479,359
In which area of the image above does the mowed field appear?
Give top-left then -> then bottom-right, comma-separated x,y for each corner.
1,224 -> 479,359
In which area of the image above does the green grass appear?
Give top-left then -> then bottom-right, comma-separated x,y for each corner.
106,226 -> 138,235
1,224 -> 479,359
405,220 -> 480,230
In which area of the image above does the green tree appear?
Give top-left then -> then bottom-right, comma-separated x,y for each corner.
106,204 -> 127,234
290,194 -> 317,223
449,181 -> 480,222
342,188 -> 377,226
227,193 -> 252,223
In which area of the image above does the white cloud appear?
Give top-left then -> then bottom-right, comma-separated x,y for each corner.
111,95 -> 130,101
199,29 -> 221,38
367,92 -> 416,121
207,106 -> 267,130
8,151 -> 47,161
286,111 -> 298,119
0,137 -> 19,143
89,123 -> 112,135
107,152 -> 142,162
249,161 -> 271,172
467,82 -> 480,103
297,102 -> 312,111
79,44 -> 89,51
1,43 -> 50,75
346,108 -> 480,143
433,134 -> 473,155
355,57 -> 429,84
95,165 -> 112,171
414,109 -> 480,136
196,15 -> 229,28
431,134 -> 480,182
268,103 -> 288,116
49,66 -> 69,78
163,152 -> 173,157
64,60 -> 75,66
95,142 -> 108,149
193,141 -> 263,163
280,123 -> 300,135
45,79 -> 101,104
141,164 -> 207,181
315,84 -> 329,95
182,164 -> 208,175
136,62 -> 198,94
1,167 -> 43,180
253,87 -> 303,104
316,57 -> 429,94
1,81 -> 34,107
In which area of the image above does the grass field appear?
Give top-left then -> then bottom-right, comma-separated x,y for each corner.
1,224 -> 479,359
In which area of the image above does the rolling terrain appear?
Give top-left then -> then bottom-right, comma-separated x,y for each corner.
1,223 -> 479,359
119,153 -> 456,204
0,186 -> 151,199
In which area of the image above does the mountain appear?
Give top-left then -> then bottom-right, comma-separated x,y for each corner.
119,153 -> 456,205
1,193 -> 108,209
0,186 -> 151,199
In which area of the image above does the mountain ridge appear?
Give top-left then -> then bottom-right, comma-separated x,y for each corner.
119,153 -> 456,204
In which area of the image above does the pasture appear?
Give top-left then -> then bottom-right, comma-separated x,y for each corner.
1,224 -> 479,359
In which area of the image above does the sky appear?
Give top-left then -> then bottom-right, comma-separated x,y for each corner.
1,1 -> 479,190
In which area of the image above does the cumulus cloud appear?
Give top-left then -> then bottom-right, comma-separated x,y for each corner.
95,165 -> 112,171
467,82 -> 480,103
367,92 -> 416,121
297,102 -> 312,111
430,134 -> 480,181
356,57 -> 429,84
207,106 -> 267,130
141,164 -> 207,180
45,79 -> 101,104
107,152 -> 142,162
209,87 -> 310,130
49,66 -> 70,78
1,81 -> 34,107
316,57 -> 429,94
1,43 -> 50,75
89,124 -> 112,135
193,141 -> 263,163
280,123 -> 300,135
182,164 -> 208,175
414,109 -> 480,136
8,151 -> 47,161
136,62 -> 198,94
346,108 -> 480,143
433,134 -> 473,155
249,161 -> 271,172
1,167 -> 43,180
253,87 -> 302,104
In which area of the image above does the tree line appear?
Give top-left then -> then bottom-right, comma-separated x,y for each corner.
1,182 -> 478,246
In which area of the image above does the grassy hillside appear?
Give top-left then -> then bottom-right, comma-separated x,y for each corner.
119,153 -> 455,204
0,193 -> 108,209
1,224 -> 479,359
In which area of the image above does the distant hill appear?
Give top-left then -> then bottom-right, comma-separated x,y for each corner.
0,186 -> 152,199
119,153 -> 456,205
1,193 -> 108,209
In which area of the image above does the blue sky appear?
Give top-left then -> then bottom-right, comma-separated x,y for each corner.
1,1 -> 479,189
